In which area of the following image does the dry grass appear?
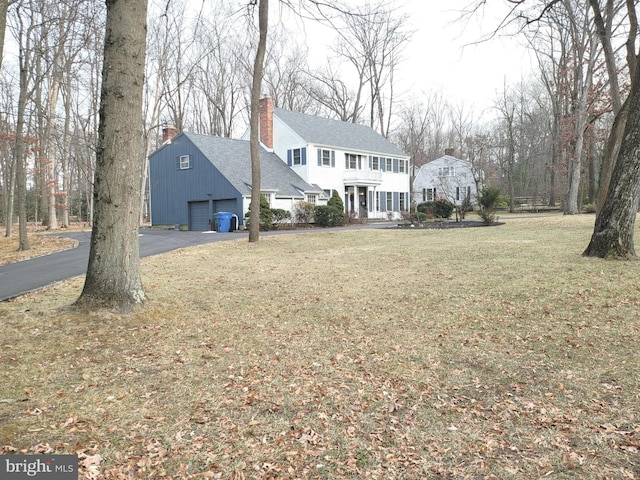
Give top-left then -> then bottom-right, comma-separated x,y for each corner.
2,213 -> 640,479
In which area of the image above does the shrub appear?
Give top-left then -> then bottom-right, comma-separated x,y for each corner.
497,195 -> 510,209
417,199 -> 454,219
327,190 -> 345,211
315,205 -> 337,227
583,203 -> 597,214
326,191 -> 346,226
400,210 -> 413,223
271,208 -> 292,225
244,194 -> 273,230
455,196 -> 473,221
259,194 -> 273,230
293,201 -> 315,225
478,186 -> 501,225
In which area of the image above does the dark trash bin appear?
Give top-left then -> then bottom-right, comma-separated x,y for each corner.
215,212 -> 233,233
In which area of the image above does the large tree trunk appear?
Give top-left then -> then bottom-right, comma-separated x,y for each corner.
248,0 -> 268,243
0,1 -> 7,66
583,61 -> 640,259
589,0 -> 631,214
4,137 -> 15,237
60,77 -> 72,228
15,25 -> 30,251
15,83 -> 29,251
45,72 -> 61,230
75,0 -> 147,311
596,98 -> 628,213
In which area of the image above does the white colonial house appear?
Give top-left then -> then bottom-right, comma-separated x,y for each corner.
251,97 -> 411,220
413,150 -> 483,206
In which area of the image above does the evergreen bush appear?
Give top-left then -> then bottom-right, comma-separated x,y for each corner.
417,199 -> 454,219
478,186 -> 501,225
244,194 -> 274,230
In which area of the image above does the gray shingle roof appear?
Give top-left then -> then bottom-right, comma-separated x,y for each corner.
184,132 -> 315,197
274,108 -> 407,157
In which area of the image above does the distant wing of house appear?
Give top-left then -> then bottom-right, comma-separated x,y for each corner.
185,132 -> 314,198
413,152 -> 483,206
148,132 -> 320,231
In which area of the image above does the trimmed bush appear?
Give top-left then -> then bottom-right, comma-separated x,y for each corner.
314,205 -> 345,227
315,205 -> 334,227
244,194 -> 274,230
417,199 -> 454,219
326,190 -> 346,226
271,208 -> 292,225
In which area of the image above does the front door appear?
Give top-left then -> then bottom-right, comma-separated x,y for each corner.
358,187 -> 367,219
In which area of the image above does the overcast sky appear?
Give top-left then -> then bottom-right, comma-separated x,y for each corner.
291,0 -> 533,121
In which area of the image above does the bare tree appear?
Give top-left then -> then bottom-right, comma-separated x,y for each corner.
589,0 -> 631,213
304,61 -> 364,121
248,0 -> 269,243
584,56 -> 640,258
10,0 -> 48,249
330,1 -> 411,136
263,31 -> 315,112
494,84 -> 518,212
75,0 -> 148,310
190,6 -> 247,137
463,0 -> 640,255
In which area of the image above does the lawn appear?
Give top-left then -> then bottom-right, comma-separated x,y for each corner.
1,214 -> 640,479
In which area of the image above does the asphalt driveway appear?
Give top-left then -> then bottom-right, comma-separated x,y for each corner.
0,228 -> 248,302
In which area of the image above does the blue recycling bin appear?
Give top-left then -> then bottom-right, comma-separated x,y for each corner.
215,212 -> 233,233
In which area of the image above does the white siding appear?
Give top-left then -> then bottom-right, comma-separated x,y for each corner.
413,156 -> 481,206
264,113 -> 411,221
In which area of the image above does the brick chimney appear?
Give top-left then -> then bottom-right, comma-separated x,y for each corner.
162,124 -> 178,143
444,147 -> 455,157
259,97 -> 274,148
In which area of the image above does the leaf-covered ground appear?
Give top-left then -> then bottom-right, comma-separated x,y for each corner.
1,214 -> 640,479
0,233 -> 76,265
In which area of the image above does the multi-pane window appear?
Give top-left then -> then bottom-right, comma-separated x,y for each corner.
179,155 -> 190,170
321,149 -> 331,166
372,156 -> 380,170
386,192 -> 393,211
426,188 -> 436,201
438,166 -> 455,177
399,160 -> 406,173
399,192 -> 407,211
456,186 -> 472,201
307,194 -> 317,204
346,153 -> 361,169
262,193 -> 272,205
293,148 -> 302,165
385,158 -> 393,171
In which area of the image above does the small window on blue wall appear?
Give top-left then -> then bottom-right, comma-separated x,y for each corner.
178,155 -> 191,170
